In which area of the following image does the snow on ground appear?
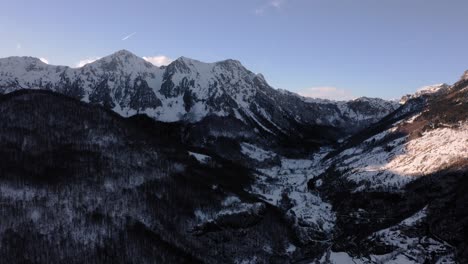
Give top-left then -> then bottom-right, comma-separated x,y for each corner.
217,202 -> 265,218
362,125 -> 398,144
194,196 -> 264,224
252,158 -> 317,204
385,123 -> 468,176
318,251 -> 367,264
414,83 -> 450,97
286,190 -> 335,235
222,196 -> 241,206
248,148 -> 336,243
240,143 -> 276,162
336,123 -> 468,191
188,151 -> 211,164
400,83 -> 451,104
217,196 -> 264,217
157,96 -> 186,122
404,113 -> 422,124
371,207 -> 429,250
365,206 -> 456,264
286,243 -> 296,254
400,206 -> 427,226
235,256 -> 258,264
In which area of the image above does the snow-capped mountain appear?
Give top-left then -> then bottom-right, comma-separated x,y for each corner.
399,82 -> 451,104
0,50 -> 398,136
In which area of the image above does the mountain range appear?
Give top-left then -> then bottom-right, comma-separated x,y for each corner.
0,50 -> 398,139
0,50 -> 466,263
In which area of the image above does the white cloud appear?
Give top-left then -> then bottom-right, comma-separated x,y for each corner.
255,0 -> 286,15
122,32 -> 137,41
298,86 -> 355,101
16,43 -> 21,50
270,0 -> 285,8
39,57 -> 49,64
75,57 -> 101,68
143,55 -> 173,67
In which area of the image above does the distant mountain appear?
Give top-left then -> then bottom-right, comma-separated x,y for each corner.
399,83 -> 451,104
0,50 -> 398,140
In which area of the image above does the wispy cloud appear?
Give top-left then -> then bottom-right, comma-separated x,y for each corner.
143,55 -> 173,67
255,0 -> 286,15
270,0 -> 285,8
75,57 -> 101,68
298,86 -> 355,101
16,43 -> 21,50
39,57 -> 49,64
122,32 -> 137,41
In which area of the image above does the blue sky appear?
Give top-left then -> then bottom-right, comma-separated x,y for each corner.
1,0 -> 468,99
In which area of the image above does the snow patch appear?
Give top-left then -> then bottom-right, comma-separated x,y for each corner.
188,151 -> 211,164
240,143 -> 276,161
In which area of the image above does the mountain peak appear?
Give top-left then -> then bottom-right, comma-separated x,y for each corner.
105,49 -> 145,62
217,58 -> 242,65
215,59 -> 245,71
112,49 -> 137,57
0,56 -> 45,65
174,56 -> 205,65
415,83 -> 449,95
461,70 -> 468,81
399,83 -> 452,104
87,49 -> 155,71
173,57 -> 244,68
0,49 -> 399,131
165,56 -> 220,77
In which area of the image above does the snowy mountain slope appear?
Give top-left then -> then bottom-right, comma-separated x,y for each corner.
0,50 -> 398,137
0,89 -> 303,264
299,71 -> 468,263
316,207 -> 455,263
400,83 -> 451,104
290,88 -> 400,126
323,73 -> 468,192
330,121 -> 467,191
0,50 -> 164,115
